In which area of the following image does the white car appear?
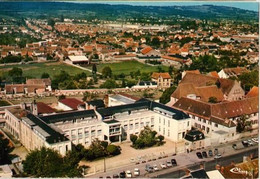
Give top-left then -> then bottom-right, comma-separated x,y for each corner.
166,161 -> 172,167
153,164 -> 159,171
134,168 -> 140,176
252,138 -> 258,143
126,170 -> 132,178
247,139 -> 254,146
214,154 -> 222,159
160,163 -> 167,169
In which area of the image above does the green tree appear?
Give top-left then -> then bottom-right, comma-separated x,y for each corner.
168,66 -> 174,76
8,67 -> 25,83
85,139 -> 106,160
130,134 -> 138,144
48,18 -> 55,28
208,96 -> 218,103
102,66 -> 112,78
58,94 -> 66,100
23,147 -> 64,177
92,64 -> 97,75
0,133 -> 14,165
106,145 -> 121,156
159,86 -> 176,104
41,72 -> 50,79
151,37 -> 160,48
100,79 -> 118,89
239,70 -> 259,92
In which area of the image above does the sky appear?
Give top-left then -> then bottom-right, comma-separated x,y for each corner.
68,1 -> 258,12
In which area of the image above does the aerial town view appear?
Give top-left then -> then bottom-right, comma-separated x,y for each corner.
0,1 -> 258,178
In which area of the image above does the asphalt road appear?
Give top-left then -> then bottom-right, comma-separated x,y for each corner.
157,148 -> 258,178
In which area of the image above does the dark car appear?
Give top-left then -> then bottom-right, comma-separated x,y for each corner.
208,150 -> 213,157
196,152 -> 203,159
242,140 -> 249,147
202,151 -> 208,158
113,174 -> 119,178
119,171 -> 126,178
214,148 -> 219,155
106,176 -> 111,179
171,159 -> 177,166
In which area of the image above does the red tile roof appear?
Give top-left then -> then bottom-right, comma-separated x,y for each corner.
141,46 -> 153,55
246,86 -> 259,98
37,102 -> 56,114
151,72 -> 171,79
59,98 -> 84,110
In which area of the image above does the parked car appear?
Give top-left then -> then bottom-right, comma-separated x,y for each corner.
134,168 -> 140,176
252,138 -> 258,143
202,151 -> 208,158
171,159 -> 177,166
112,174 -> 119,178
214,154 -> 222,159
119,171 -> 126,178
208,150 -> 213,157
106,176 -> 111,178
242,140 -> 249,147
126,170 -> 132,178
153,164 -> 159,171
166,161 -> 172,167
196,152 -> 203,159
160,163 -> 167,169
247,139 -> 254,146
145,164 -> 153,173
214,148 -> 219,155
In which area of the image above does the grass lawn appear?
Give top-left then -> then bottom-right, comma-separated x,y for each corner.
87,60 -> 169,75
0,100 -> 11,106
0,62 -> 91,79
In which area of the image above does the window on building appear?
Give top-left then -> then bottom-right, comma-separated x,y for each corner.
163,119 -> 165,125
198,118 -> 201,122
168,130 -> 170,137
159,126 -> 161,132
124,125 -> 128,130
151,117 -> 154,124
203,119 -> 206,123
130,124 -> 133,130
97,130 -> 102,136
146,122 -> 149,126
192,115 -> 195,119
215,123 -> 218,128
187,121 -> 189,127
85,130 -> 89,137
159,117 -> 161,123
135,123 -> 139,128
168,120 -> 170,127
91,130 -> 96,136
208,121 -> 212,125
163,128 -> 165,135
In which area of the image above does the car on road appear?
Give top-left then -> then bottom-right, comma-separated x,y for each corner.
160,163 -> 167,169
252,138 -> 258,143
153,164 -> 159,171
214,154 -> 222,159
126,170 -> 132,178
171,159 -> 177,166
134,168 -> 140,176
166,161 -> 172,167
112,174 -> 119,178
202,151 -> 208,158
106,176 -> 111,178
119,171 -> 126,178
196,152 -> 203,159
208,150 -> 213,157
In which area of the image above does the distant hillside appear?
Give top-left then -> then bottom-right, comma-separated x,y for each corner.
0,2 -> 257,21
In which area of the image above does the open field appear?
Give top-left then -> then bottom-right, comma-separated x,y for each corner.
86,60 -> 169,75
0,62 -> 91,79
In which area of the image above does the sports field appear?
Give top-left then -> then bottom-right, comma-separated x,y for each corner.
0,62 -> 91,79
86,60 -> 169,75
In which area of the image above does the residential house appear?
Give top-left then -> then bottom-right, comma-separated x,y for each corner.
58,98 -> 85,111
139,46 -> 161,58
151,72 -> 171,88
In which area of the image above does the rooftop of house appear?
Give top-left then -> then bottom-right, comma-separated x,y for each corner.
37,102 -> 56,114
151,72 -> 171,79
40,109 -> 97,124
173,96 -> 258,127
59,98 -> 85,110
24,113 -> 69,144
246,86 -> 259,98
98,99 -> 189,120
26,78 -> 51,86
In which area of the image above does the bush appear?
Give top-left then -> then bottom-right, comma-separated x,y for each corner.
106,145 -> 121,156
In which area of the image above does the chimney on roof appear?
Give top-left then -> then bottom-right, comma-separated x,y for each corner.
185,169 -> 190,176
